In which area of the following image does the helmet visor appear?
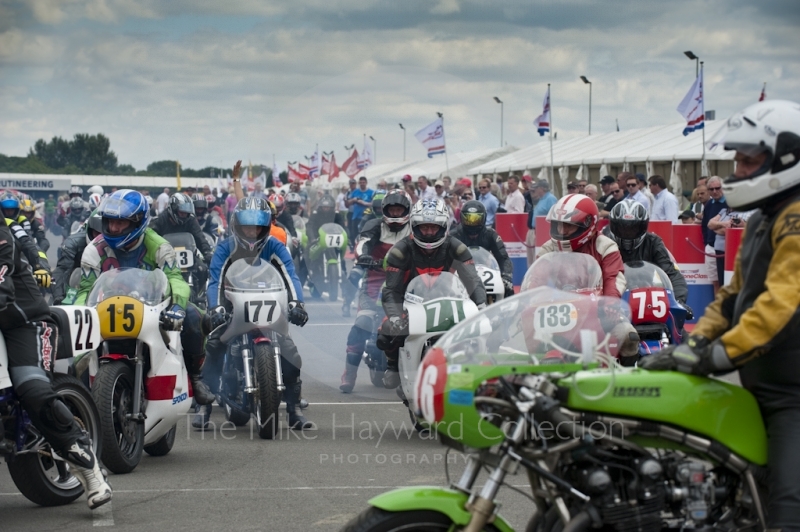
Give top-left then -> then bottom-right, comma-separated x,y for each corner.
234,209 -> 270,228
100,196 -> 141,219
461,212 -> 484,226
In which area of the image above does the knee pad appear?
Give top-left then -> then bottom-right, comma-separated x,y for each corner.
48,398 -> 75,431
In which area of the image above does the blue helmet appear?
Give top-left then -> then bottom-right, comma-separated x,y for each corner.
0,191 -> 21,219
231,196 -> 271,254
99,189 -> 150,250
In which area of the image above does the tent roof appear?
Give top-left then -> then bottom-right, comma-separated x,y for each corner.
376,146 -> 519,182
468,121 -> 732,175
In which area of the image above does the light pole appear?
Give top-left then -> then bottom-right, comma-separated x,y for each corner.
493,96 -> 503,147
369,135 -> 376,165
580,76 -> 592,135
398,123 -> 406,161
684,50 -> 699,78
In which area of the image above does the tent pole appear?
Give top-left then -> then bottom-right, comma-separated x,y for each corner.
548,83 -> 555,192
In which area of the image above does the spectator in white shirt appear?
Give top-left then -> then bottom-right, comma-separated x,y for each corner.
584,184 -> 598,201
648,174 -> 680,223
503,175 -> 526,213
636,173 -> 655,210
434,182 -> 447,199
156,187 -> 170,214
417,176 -> 437,201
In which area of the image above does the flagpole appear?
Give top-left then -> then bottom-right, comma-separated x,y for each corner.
547,84 -> 555,190
700,62 -> 706,165
438,112 -> 450,174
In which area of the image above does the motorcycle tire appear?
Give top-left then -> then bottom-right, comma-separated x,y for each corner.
342,507 -> 501,532
254,343 -> 281,440
6,373 -> 102,507
143,424 -> 177,457
92,362 -> 144,474
369,366 -> 384,388
327,262 -> 339,301
223,399 -> 251,426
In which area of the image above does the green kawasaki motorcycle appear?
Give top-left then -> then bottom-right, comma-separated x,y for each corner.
342,287 -> 768,531
307,222 -> 348,301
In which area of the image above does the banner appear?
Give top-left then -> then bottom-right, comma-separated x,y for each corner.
308,150 -> 319,180
533,87 -> 550,136
272,161 -> 282,187
328,153 -> 340,181
341,149 -> 359,178
359,139 -> 373,169
677,65 -> 704,136
415,117 -> 446,158
321,154 -> 331,176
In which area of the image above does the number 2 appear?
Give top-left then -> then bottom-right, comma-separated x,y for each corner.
481,270 -> 494,288
73,309 -> 94,350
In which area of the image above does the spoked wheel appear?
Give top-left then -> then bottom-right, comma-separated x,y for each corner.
7,373 -> 102,506
327,261 -> 339,301
92,362 -> 144,474
342,507 -> 501,532
253,343 -> 281,440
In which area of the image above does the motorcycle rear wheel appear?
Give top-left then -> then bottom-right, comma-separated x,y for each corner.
92,362 -> 144,474
254,343 -> 280,440
342,507 -> 501,532
144,424 -> 176,456
7,373 -> 102,507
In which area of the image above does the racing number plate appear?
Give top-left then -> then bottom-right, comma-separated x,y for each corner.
174,247 -> 194,269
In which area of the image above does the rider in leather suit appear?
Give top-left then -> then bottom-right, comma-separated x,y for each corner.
642,100 -> 800,529
379,198 -> 487,388
449,200 -> 514,298
0,220 -> 112,510
200,197 -> 313,430
52,211 -> 102,304
603,199 -> 690,305
339,191 -> 412,393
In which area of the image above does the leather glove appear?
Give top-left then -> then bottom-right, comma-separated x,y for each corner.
208,305 -> 229,330
382,316 -> 408,337
356,255 -> 379,269
288,301 -> 309,327
502,278 -> 514,297
639,335 -> 734,375
160,304 -> 186,331
203,252 -> 214,264
681,303 -> 694,321
477,302 -> 487,311
34,269 -> 52,288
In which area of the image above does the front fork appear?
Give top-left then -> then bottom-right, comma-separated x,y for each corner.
130,341 -> 145,422
242,334 -> 285,394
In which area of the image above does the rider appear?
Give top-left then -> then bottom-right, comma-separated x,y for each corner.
0,219 -> 112,510
604,199 -> 690,306
1,191 -> 51,287
191,193 -> 219,238
75,189 -> 216,406
202,196 -> 313,430
52,211 -> 102,305
340,190 -> 412,393
536,193 -> 639,361
450,200 -> 514,298
380,198 -> 487,388
270,193 -> 296,237
286,192 -> 304,218
642,100 -> 800,529
57,197 -> 90,235
19,195 -> 50,253
305,194 -> 346,299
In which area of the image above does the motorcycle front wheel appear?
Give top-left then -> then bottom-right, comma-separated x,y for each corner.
327,261 -> 339,301
7,373 -> 102,507
144,424 -> 176,457
342,507 -> 502,532
254,343 -> 281,440
92,362 -> 144,474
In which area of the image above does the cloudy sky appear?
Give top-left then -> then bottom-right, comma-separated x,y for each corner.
1,0 -> 798,172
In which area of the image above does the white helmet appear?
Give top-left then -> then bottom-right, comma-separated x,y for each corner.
715,100 -> 800,211
410,198 -> 450,250
87,185 -> 104,196
88,193 -> 103,209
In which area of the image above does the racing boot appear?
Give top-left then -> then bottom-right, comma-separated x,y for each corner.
382,353 -> 400,389
285,380 -> 316,430
342,302 -> 351,318
339,352 -> 362,393
187,354 -> 216,405
192,402 -> 212,430
62,436 -> 112,510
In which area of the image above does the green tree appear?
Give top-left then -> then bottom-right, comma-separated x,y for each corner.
29,133 -> 118,173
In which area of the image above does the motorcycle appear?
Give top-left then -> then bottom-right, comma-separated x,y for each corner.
307,222 -> 348,301
344,288 -> 769,531
291,215 -> 309,285
87,268 -> 192,473
468,247 -> 505,304
215,258 -> 289,439
622,261 -> 688,356
0,305 -> 102,506
396,272 -> 479,431
163,232 -> 208,310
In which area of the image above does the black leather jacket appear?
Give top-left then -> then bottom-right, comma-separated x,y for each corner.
602,227 -> 688,303
150,213 -> 214,261
450,225 -> 513,282
382,236 -> 487,319
52,230 -> 88,304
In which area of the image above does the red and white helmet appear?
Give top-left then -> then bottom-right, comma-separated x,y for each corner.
268,193 -> 285,215
546,194 -> 599,251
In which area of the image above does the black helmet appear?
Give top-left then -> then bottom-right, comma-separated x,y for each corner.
609,199 -> 649,252
69,197 -> 85,217
168,193 -> 195,225
86,210 -> 103,244
316,195 -> 336,221
371,193 -> 385,218
459,200 -> 486,237
381,190 -> 411,232
192,193 -> 208,218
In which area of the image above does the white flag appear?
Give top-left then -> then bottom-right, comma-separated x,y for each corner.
677,66 -> 704,136
533,87 -> 551,136
415,117 -> 446,158
272,161 -> 282,186
361,138 -> 374,169
308,150 -> 320,179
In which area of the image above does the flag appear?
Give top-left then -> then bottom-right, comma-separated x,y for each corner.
328,153 -> 340,181
176,160 -> 182,190
359,139 -> 374,169
533,87 -> 551,136
759,82 -> 766,102
308,150 -> 320,179
415,117 -> 446,158
272,161 -> 282,187
341,149 -> 360,178
288,164 -> 308,183
255,171 -> 267,189
216,173 -> 225,197
321,154 -> 331,175
677,67 -> 704,136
